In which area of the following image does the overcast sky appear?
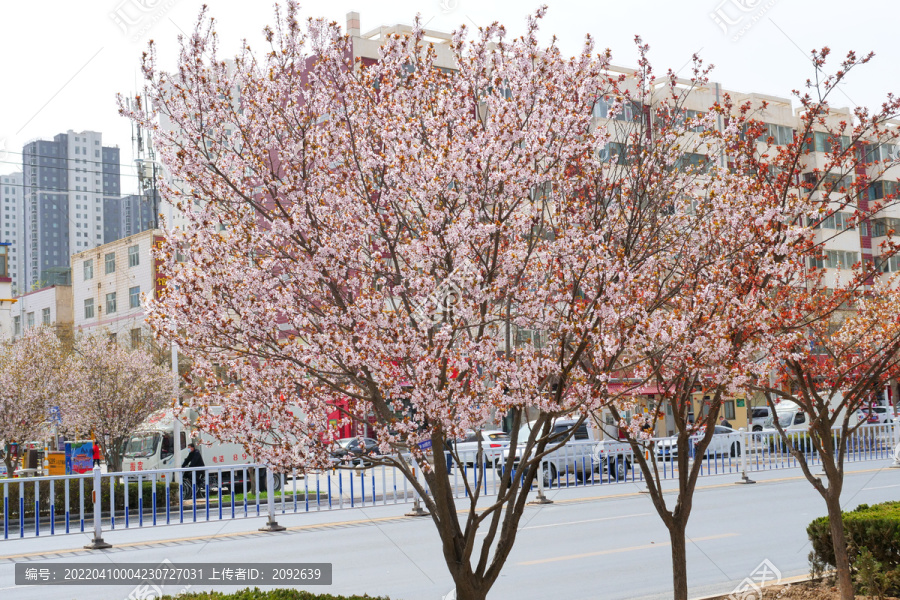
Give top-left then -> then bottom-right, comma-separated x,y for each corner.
1,0 -> 896,188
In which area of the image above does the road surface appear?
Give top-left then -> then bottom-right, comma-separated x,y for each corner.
1,460 -> 898,600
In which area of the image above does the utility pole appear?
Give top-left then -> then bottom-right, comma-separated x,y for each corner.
131,92 -> 160,232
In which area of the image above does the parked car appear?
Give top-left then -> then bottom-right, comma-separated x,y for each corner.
763,402 -> 809,432
593,438 -> 635,481
330,437 -> 381,466
450,430 -> 510,469
499,418 -> 616,486
858,406 -> 894,425
656,426 -> 742,460
749,406 -> 771,432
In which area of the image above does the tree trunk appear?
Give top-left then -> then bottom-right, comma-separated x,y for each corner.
450,572 -> 488,600
825,493 -> 855,600
108,436 -> 124,473
668,518 -> 689,600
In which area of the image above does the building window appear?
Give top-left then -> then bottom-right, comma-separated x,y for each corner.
106,292 -> 117,314
825,250 -> 859,269
130,328 -> 142,349
129,286 -> 140,309
26,312 -> 34,329
13,316 -> 20,336
724,400 -> 736,420
128,244 -> 140,267
105,252 -> 115,274
42,308 -> 50,325
83,258 -> 93,280
84,298 -> 94,319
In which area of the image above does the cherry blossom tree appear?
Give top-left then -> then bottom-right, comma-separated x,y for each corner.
0,327 -> 71,473
589,47 -> 816,600
737,48 -> 900,600
120,4 -> 762,597
58,336 -> 172,472
121,3 -> 900,598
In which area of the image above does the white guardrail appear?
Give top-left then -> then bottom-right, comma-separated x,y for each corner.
2,423 -> 898,543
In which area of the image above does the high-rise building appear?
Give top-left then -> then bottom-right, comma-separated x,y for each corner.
103,192 -> 158,243
21,130 -> 120,291
0,172 -> 24,293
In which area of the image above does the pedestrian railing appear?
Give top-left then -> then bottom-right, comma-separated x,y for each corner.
2,423 -> 897,543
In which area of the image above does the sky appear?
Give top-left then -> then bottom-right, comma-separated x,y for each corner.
0,0 -> 897,187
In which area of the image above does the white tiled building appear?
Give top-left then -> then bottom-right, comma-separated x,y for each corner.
1,172 -> 24,293
9,284 -> 73,341
72,228 -> 164,347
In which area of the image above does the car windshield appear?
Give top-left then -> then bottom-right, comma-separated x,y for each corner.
778,413 -> 794,428
487,433 -> 509,442
123,433 -> 160,458
516,422 -> 575,443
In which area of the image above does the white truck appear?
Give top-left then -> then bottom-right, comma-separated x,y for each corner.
498,418 -> 634,485
763,394 -> 859,434
121,407 -> 282,492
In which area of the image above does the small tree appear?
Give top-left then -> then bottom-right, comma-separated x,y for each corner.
740,48 -> 900,600
754,288 -> 900,598
594,47 -> 812,600
59,336 -> 172,472
0,327 -> 71,473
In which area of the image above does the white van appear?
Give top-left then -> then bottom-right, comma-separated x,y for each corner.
749,406 -> 771,432
764,401 -> 808,432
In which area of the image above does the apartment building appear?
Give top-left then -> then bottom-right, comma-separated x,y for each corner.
104,192 -> 157,241
0,243 -> 13,340
589,72 -> 900,289
21,130 -> 121,291
72,228 -> 164,348
9,284 -> 73,342
1,172 -> 24,293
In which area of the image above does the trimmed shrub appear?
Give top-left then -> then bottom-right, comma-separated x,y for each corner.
808,501 -> 900,595
162,589 -> 391,600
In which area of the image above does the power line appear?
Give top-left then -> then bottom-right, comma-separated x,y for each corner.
0,179 -> 149,196
0,159 -> 145,183
3,147 -> 135,169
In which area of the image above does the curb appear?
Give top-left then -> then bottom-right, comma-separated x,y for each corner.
689,573 -> 817,600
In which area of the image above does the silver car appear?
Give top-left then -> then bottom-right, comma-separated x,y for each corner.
656,426 -> 742,459
450,430 -> 510,469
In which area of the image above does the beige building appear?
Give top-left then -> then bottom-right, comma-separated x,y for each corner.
71,228 -> 165,349
9,284 -> 73,343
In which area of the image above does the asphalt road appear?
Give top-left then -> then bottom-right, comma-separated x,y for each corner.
1,460 -> 899,600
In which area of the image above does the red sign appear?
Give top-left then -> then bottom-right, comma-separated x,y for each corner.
153,235 -> 168,300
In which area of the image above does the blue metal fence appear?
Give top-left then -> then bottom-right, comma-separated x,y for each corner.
1,423 -> 897,543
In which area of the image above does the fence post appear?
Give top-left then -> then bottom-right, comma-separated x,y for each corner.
735,428 -> 756,484
531,459 -> 553,505
258,467 -> 286,532
891,418 -> 900,468
405,461 -> 428,517
84,466 -> 111,549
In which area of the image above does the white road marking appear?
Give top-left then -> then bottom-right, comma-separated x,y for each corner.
519,513 -> 652,531
863,483 -> 900,491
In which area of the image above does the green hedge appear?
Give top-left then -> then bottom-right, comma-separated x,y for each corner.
808,501 -> 900,594
0,478 -> 179,521
163,589 -> 391,600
